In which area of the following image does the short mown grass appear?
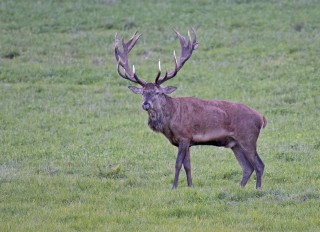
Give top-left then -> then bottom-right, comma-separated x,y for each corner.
1,0 -> 320,231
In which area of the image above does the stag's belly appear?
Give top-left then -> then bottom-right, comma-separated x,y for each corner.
191,129 -> 236,148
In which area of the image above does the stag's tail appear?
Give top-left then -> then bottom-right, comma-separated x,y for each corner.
262,116 -> 267,129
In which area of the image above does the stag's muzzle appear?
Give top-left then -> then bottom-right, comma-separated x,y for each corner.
142,102 -> 151,111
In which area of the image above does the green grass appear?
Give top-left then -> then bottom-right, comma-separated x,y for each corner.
1,0 -> 320,231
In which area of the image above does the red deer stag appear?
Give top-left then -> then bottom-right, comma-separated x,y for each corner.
114,28 -> 267,189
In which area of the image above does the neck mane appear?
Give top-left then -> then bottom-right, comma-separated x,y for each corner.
147,95 -> 175,133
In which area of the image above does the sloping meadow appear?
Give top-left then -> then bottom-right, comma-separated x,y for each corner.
1,0 -> 319,231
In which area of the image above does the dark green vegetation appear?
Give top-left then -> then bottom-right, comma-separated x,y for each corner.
1,0 -> 319,231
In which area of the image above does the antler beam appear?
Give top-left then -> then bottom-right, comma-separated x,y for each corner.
155,28 -> 198,85
114,32 -> 146,86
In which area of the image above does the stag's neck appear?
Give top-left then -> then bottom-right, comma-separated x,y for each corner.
147,95 -> 176,133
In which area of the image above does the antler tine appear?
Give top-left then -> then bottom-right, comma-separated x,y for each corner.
127,32 -> 141,52
116,59 -> 143,85
174,29 -> 187,47
155,59 -> 162,84
155,28 -> 198,85
114,31 -> 146,86
191,27 -> 198,49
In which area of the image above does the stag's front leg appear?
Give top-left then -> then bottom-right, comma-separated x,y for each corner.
172,140 -> 190,189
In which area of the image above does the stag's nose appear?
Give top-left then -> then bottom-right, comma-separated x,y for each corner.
142,102 -> 151,111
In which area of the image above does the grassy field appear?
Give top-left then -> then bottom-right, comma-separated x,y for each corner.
1,0 -> 320,231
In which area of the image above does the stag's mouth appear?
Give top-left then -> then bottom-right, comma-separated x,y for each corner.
147,109 -> 157,120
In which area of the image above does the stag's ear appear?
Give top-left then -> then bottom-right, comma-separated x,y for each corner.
128,86 -> 143,94
162,86 -> 177,94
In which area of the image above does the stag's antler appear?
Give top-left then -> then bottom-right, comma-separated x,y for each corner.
155,28 -> 198,85
114,32 -> 146,86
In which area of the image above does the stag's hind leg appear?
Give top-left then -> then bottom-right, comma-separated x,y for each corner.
253,152 -> 264,189
232,145 -> 254,187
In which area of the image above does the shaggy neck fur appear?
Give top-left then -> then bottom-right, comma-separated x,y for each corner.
147,95 -> 174,133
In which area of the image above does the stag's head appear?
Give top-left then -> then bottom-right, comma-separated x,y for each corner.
114,28 -> 198,111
